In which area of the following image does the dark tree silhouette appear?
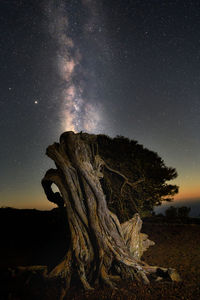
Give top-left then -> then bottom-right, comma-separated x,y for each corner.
96,134 -> 179,221
177,206 -> 191,219
165,206 -> 191,220
165,206 -> 178,219
42,131 -> 180,294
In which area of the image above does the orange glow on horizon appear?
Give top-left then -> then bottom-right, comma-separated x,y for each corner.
1,179 -> 199,211
174,186 -> 200,201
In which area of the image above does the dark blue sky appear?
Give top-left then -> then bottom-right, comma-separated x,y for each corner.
0,0 -> 199,211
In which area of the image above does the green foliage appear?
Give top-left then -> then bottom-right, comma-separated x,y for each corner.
97,134 -> 179,222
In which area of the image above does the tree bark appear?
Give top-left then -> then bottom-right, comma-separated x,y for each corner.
42,131 -> 180,292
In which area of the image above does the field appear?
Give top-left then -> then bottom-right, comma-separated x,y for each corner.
0,208 -> 200,299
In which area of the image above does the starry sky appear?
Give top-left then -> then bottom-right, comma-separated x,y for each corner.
1,0 -> 200,214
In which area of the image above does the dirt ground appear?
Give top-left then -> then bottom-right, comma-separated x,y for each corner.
64,222 -> 200,300
1,214 -> 200,300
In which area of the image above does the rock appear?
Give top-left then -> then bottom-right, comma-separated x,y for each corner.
168,268 -> 182,282
155,276 -> 163,281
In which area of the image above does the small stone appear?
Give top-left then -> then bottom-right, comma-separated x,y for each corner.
155,276 -> 163,281
168,269 -> 181,282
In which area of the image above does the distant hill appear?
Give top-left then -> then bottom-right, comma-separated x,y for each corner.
0,207 -> 69,268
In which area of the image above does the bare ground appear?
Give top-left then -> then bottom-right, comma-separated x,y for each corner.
0,209 -> 200,299
64,223 -> 200,300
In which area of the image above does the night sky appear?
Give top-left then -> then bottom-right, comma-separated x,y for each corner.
1,0 -> 200,214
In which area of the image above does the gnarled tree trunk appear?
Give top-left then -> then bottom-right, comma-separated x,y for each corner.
42,131 -> 180,293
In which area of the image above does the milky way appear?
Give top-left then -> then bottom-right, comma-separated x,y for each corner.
44,0 -> 105,133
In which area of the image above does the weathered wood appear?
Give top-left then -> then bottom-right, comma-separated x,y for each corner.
42,131 -> 180,293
